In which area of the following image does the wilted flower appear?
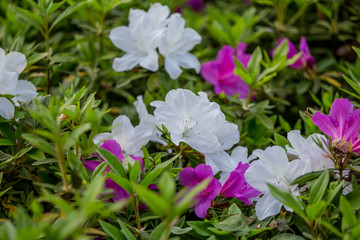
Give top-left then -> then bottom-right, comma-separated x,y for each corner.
245,146 -> 308,220
312,98 -> 360,156
272,37 -> 315,70
84,140 -> 143,201
150,88 -> 239,154
201,43 -> 251,99
0,48 -> 38,119
179,164 -> 222,218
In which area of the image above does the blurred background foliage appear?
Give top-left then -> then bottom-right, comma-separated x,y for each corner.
0,0 -> 360,239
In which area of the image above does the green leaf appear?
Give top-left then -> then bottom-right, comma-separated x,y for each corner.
106,172 -> 133,195
256,113 -> 274,130
305,201 -> 327,221
234,58 -> 254,85
136,185 -> 169,217
0,139 -> 15,146
118,221 -> 136,240
273,39 -> 289,60
47,1 -> 65,15
291,170 -> 324,185
97,147 -> 127,177
319,219 -> 343,238
140,154 -> 179,187
67,150 -> 89,182
274,133 -> 289,148
62,123 -> 91,150
340,196 -> 357,230
50,2 -> 88,31
271,233 -> 305,240
22,134 -> 55,156
13,7 -> 44,34
99,220 -> 125,240
248,46 -> 263,80
309,170 -> 329,204
129,160 -> 140,182
158,171 -> 175,201
267,184 -> 306,219
27,52 -> 48,66
352,46 -> 360,58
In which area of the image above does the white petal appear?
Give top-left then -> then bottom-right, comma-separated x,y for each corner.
0,71 -> 18,94
139,49 -> 159,72
164,57 -> 182,79
112,54 -> 141,72
110,27 -> 137,53
178,28 -> 202,52
0,97 -> 14,120
11,80 -> 38,103
231,146 -> 250,164
0,48 -> 5,69
166,14 -> 185,45
204,151 -> 235,175
5,52 -> 27,74
147,3 -> 170,26
177,53 -> 201,73
112,115 -> 134,138
255,194 -> 283,220
93,132 -> 112,145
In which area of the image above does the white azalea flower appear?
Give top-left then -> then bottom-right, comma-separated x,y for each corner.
245,146 -> 308,220
206,146 -> 254,184
159,14 -> 201,79
286,130 -> 334,172
94,115 -> 152,157
109,3 -> 170,72
134,95 -> 166,145
151,88 -> 239,154
0,48 -> 38,119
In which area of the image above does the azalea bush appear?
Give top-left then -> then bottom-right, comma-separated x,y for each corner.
1,0 -> 360,239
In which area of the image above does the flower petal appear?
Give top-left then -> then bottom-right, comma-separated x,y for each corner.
112,54 -> 141,72
0,97 -> 14,120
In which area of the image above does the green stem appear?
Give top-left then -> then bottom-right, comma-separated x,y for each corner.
133,195 -> 142,231
44,17 -> 51,94
55,140 -> 70,192
285,4 -> 308,28
245,86 -> 253,108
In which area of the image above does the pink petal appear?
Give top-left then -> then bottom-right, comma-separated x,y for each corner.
201,61 -> 219,85
179,167 -> 199,187
99,140 -> 124,161
84,160 -> 101,171
194,198 -> 212,218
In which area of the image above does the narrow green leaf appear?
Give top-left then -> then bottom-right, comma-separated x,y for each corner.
158,171 -> 175,201
99,220 -> 125,240
106,172 -> 133,194
118,220 -> 136,240
340,196 -> 357,229
13,7 -> 44,34
129,161 -> 141,182
309,170 -> 329,204
22,134 -> 56,156
267,184 -> 306,219
97,147 -> 127,177
136,185 -> 169,217
50,2 -> 88,31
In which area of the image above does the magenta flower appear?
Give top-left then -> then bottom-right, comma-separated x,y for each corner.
201,43 -> 251,99
179,164 -> 222,218
187,0 -> 205,12
272,37 -> 315,70
220,162 -> 261,204
312,99 -> 360,155
84,140 -> 143,201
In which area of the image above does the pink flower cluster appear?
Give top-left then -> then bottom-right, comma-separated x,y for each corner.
201,38 -> 315,100
179,163 -> 260,218
312,98 -> 360,155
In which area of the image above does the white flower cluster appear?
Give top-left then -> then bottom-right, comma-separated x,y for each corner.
150,88 -> 240,160
109,3 -> 201,79
0,48 -> 38,119
245,130 -> 334,220
94,96 -> 164,157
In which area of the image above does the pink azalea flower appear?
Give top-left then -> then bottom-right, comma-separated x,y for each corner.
201,43 -> 251,99
272,37 -> 315,70
84,140 -> 143,201
187,0 -> 205,12
179,164 -> 222,218
220,162 -> 261,204
312,98 -> 360,155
